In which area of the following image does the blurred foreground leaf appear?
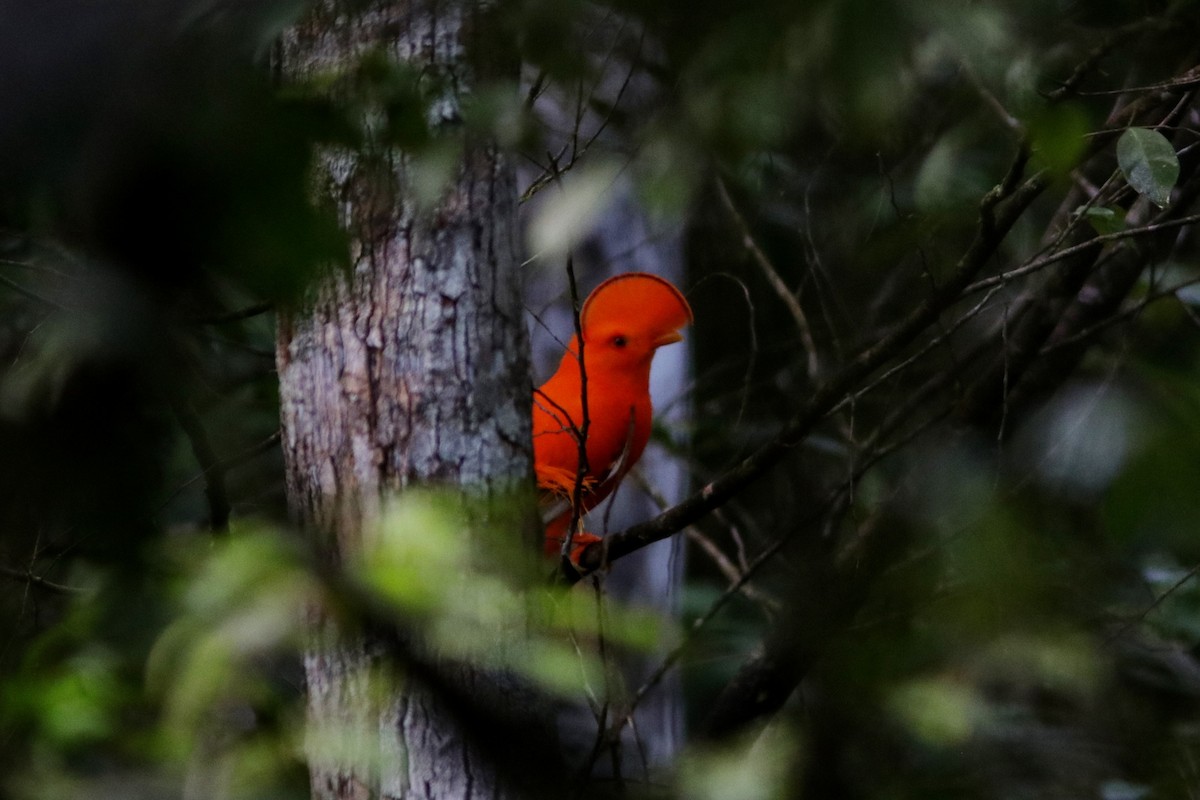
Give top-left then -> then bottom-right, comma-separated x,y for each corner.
355,492 -> 671,696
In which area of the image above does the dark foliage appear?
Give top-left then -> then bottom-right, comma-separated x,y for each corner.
2,0 -> 1200,797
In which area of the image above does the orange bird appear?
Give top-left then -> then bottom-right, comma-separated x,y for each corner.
533,272 -> 693,564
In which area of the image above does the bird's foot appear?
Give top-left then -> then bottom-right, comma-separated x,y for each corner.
545,530 -> 603,573
566,531 -> 602,568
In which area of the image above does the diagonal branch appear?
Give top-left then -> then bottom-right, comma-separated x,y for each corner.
170,395 -> 232,534
0,564 -> 81,595
572,146 -> 1044,577
715,175 -> 821,381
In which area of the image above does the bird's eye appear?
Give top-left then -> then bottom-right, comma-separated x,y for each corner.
612,335 -> 627,347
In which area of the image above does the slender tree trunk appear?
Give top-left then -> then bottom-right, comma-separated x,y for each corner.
276,3 -> 539,797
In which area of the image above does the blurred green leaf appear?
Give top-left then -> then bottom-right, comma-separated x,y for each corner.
1028,103 -> 1089,175
914,128 -> 993,212
35,650 -> 122,746
146,524 -> 316,745
889,676 -> 987,746
354,492 -> 669,696
679,725 -> 798,800
1076,204 -> 1125,235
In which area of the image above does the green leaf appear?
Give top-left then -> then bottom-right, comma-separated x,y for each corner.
1117,127 -> 1180,208
1075,205 -> 1125,236
1028,103 -> 1089,175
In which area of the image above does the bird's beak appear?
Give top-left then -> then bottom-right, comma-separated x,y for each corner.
652,330 -> 684,348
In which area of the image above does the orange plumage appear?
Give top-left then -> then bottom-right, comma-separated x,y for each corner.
533,272 -> 693,563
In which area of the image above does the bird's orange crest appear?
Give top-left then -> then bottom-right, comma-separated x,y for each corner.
580,272 -> 693,338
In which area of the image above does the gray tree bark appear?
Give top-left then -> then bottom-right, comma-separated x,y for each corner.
276,3 -> 541,798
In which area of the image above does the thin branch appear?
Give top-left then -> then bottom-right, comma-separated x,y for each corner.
1043,22 -> 1143,102
572,147 -> 1045,576
189,302 -> 273,325
1076,71 -> 1200,98
520,24 -> 643,203
803,162 -> 849,358
715,175 -> 821,381
524,68 -> 548,111
1041,275 -> 1200,354
164,430 -> 283,512
960,55 -> 1023,133
580,576 -> 615,781
631,468 -> 780,614
169,397 -> 236,533
1106,562 -> 1200,645
666,271 -> 760,460
686,528 -> 781,614
832,285 -> 1004,415
0,272 -> 60,308
964,214 -> 1200,295
627,395 -> 953,718
0,564 -> 81,595
561,252 -> 592,565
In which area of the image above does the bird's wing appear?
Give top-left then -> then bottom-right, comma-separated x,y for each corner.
538,408 -> 639,522
591,412 -> 637,491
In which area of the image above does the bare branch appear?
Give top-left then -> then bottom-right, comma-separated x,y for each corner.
715,175 -> 821,381
0,564 -> 81,595
573,147 -> 1045,575
1106,562 -> 1200,645
0,272 -> 60,308
169,396 -> 235,533
189,303 -> 273,325
965,213 -> 1200,295
561,252 -> 592,564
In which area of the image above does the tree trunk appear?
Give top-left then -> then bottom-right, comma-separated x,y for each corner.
276,3 -> 538,798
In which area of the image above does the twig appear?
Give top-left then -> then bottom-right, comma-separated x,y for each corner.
524,68 -> 548,111
832,285 -> 1004,415
190,302 -> 273,325
573,147 -> 1045,575
963,214 -> 1200,295
0,564 -> 81,595
562,252 -> 592,565
1106,562 -> 1200,645
630,468 -> 780,614
626,397 -> 951,716
1043,19 -> 1148,102
164,430 -> 283,510
715,175 -> 820,381
1041,275 -> 1200,354
686,528 -> 781,614
169,398 -> 237,533
579,575 -> 614,780
0,273 -> 60,308
520,23 -> 643,203
960,55 -> 1023,133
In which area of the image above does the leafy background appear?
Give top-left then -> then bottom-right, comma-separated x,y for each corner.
3,0 -> 1200,798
